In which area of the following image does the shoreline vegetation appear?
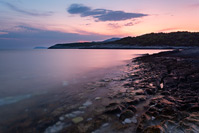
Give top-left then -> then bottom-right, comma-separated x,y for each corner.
48,31 -> 199,49
4,48 -> 199,132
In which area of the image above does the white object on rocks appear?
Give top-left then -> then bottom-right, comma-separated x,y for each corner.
102,123 -> 109,127
123,116 -> 137,124
123,118 -> 132,124
95,97 -> 101,100
59,116 -> 65,121
152,116 -> 156,120
65,110 -> 84,118
160,83 -> 164,89
131,116 -> 137,124
44,122 -> 65,133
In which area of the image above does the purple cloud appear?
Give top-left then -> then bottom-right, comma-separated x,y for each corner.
67,4 -> 148,21
0,1 -> 53,16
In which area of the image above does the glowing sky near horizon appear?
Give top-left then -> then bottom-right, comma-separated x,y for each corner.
0,0 -> 199,48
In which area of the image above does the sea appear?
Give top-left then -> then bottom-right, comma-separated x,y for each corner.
0,49 -> 169,131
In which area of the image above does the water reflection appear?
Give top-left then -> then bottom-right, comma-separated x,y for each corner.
0,49 -> 169,99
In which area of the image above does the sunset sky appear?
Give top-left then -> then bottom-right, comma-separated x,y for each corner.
0,0 -> 199,49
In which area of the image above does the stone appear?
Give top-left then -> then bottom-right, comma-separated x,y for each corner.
102,123 -> 109,127
83,100 -> 92,107
79,106 -> 87,110
95,97 -> 102,100
59,116 -> 65,121
131,116 -> 137,124
119,110 -> 135,121
145,88 -> 156,95
72,117 -> 84,124
127,105 -> 137,113
160,83 -> 164,89
143,125 -> 164,133
44,122 -> 66,133
65,110 -> 84,118
127,99 -> 139,105
105,105 -> 124,114
105,103 -> 125,114
123,118 -> 132,124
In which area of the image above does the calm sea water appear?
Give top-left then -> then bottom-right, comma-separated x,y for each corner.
0,49 -> 168,106
0,49 -> 172,131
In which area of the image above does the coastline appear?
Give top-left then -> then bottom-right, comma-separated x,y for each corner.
2,48 -> 199,133
48,44 -> 197,50
59,48 -> 199,133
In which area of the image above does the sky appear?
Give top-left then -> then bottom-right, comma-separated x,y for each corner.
0,0 -> 199,49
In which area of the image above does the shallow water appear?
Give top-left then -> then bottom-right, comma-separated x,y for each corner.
0,49 -> 169,131
0,49 -> 168,99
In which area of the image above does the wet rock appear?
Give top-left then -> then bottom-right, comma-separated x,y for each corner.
105,102 -> 126,114
126,99 -> 139,105
65,110 -> 84,118
72,117 -> 84,124
77,122 -> 93,133
155,103 -> 164,109
119,110 -> 135,121
44,121 -> 67,133
105,105 -> 124,114
161,91 -> 170,95
79,106 -> 87,110
83,100 -> 93,107
162,107 -> 176,116
127,105 -> 137,113
135,91 -> 145,95
151,116 -> 155,121
123,116 -> 138,124
95,97 -> 102,100
188,105 -> 199,112
143,125 -> 164,133
123,118 -> 132,124
100,79 -> 111,82
131,116 -> 137,124
160,83 -> 164,89
59,116 -> 65,121
101,123 -> 109,127
145,88 -> 156,95
106,103 -> 119,108
139,97 -> 147,102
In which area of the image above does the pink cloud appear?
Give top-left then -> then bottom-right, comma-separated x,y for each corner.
158,28 -> 179,32
124,21 -> 141,26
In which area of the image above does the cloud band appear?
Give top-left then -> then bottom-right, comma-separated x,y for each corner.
67,4 -> 148,21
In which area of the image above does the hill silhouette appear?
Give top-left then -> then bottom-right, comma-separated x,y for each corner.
49,31 -> 199,49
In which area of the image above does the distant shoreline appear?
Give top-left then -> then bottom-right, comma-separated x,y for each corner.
48,31 -> 199,49
48,46 -> 197,50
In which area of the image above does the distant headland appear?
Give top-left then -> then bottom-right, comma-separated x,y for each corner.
48,31 -> 199,49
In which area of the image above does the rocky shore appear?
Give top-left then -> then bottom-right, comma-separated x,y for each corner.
56,49 -> 199,133
66,48 -> 199,133
3,49 -> 199,133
